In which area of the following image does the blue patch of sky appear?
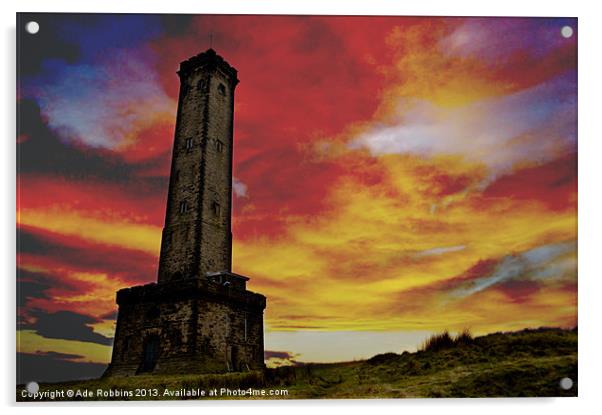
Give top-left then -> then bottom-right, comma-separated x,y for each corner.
22,14 -> 165,91
54,14 -> 164,61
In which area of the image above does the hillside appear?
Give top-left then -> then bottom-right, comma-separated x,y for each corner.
17,327 -> 577,401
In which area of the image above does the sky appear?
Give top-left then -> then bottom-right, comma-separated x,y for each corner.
16,14 -> 577,381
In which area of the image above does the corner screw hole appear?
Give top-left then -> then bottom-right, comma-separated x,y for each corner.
559,377 -> 573,390
561,26 -> 573,39
26,381 -> 39,394
25,21 -> 40,35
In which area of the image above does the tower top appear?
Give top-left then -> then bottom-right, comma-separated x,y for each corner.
177,49 -> 239,85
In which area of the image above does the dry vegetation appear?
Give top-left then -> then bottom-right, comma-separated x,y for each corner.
17,327 -> 577,401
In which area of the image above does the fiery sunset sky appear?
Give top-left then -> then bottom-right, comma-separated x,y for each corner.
17,14 -> 577,379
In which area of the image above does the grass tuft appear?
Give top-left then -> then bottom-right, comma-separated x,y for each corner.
421,329 -> 474,352
421,330 -> 454,352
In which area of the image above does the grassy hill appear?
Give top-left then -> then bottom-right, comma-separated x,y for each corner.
17,327 -> 577,401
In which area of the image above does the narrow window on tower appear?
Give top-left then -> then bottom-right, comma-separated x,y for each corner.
186,138 -> 193,152
179,201 -> 188,214
212,201 -> 221,217
244,314 -> 248,342
215,139 -> 224,153
218,83 -> 226,96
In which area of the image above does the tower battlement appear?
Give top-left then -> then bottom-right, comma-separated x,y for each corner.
177,48 -> 239,83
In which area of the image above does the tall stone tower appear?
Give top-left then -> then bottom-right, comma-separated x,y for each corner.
105,50 -> 266,377
158,49 -> 236,282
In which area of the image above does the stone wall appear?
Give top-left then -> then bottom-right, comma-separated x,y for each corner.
105,277 -> 265,377
196,300 -> 265,371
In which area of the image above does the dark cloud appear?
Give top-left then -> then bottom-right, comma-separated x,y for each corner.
17,226 -> 157,285
17,98 -> 170,199
290,17 -> 344,54
17,268 -> 81,320
159,14 -> 195,36
34,350 -> 84,360
17,268 -> 83,328
17,13 -> 80,77
22,310 -> 113,346
264,350 -> 295,360
99,310 -> 118,320
264,350 -> 302,366
17,352 -> 106,384
17,269 -> 52,309
17,98 -> 133,182
17,226 -> 47,254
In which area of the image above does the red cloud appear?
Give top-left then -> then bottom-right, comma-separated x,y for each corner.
118,119 -> 175,166
480,154 -> 577,211
18,225 -> 158,286
18,175 -> 167,227
497,280 -> 542,304
146,15 -> 406,240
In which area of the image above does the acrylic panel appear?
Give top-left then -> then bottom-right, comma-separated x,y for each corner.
16,13 -> 577,401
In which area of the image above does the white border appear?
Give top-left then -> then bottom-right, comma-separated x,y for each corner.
2,1 -> 601,414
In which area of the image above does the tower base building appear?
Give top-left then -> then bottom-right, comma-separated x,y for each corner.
104,273 -> 265,376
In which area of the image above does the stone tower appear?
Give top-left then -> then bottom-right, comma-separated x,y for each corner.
105,50 -> 266,377
158,48 -> 236,282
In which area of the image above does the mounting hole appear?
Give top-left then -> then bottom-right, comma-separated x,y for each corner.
559,377 -> 573,390
561,26 -> 573,39
26,381 -> 39,394
25,21 -> 40,34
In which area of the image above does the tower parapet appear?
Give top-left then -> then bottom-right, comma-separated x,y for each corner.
178,48 -> 239,84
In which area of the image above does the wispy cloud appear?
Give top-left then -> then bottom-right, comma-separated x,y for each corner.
415,245 -> 466,257
233,177 -> 248,198
350,73 -> 576,174
24,48 -> 175,151
439,17 -> 574,62
450,241 -> 576,298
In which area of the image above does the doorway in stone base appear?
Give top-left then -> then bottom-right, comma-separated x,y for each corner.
227,345 -> 240,372
140,335 -> 160,373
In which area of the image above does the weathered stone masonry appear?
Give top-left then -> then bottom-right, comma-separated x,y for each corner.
105,50 -> 266,377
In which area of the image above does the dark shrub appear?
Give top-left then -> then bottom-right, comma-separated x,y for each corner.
265,366 -> 297,386
421,331 -> 454,352
456,328 -> 474,346
367,352 -> 399,365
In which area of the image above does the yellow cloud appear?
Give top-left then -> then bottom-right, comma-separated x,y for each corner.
235,151 -> 576,334
18,207 -> 161,255
17,330 -> 112,364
